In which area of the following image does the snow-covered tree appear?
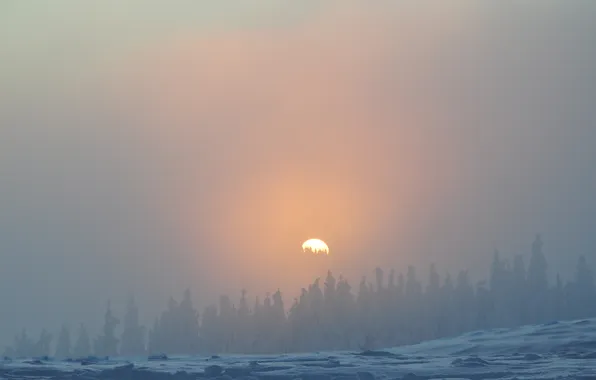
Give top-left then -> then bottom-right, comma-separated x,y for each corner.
73,324 -> 91,358
120,297 -> 146,357
54,325 -> 71,359
94,301 -> 120,357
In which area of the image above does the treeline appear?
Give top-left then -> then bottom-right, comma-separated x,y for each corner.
4,235 -> 595,358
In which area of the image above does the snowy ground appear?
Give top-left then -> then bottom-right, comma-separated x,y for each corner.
2,318 -> 595,379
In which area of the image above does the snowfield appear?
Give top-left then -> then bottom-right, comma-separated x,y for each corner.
2,318 -> 595,380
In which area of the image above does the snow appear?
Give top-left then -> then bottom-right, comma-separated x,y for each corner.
2,318 -> 595,379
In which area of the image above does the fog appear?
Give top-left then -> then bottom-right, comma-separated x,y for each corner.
1,1 -> 595,349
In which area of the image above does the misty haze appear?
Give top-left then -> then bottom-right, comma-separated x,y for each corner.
1,2 -> 596,380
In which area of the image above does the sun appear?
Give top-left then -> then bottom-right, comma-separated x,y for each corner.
302,239 -> 330,255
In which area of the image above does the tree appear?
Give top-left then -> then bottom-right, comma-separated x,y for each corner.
234,289 -> 251,352
552,273 -> 566,321
324,271 -> 337,302
200,304 -> 219,354
528,234 -> 548,293
179,289 -> 200,353
73,324 -> 91,358
511,254 -> 527,324
335,276 -> 355,348
148,318 -> 160,355
527,235 -> 549,323
218,294 -> 234,353
32,329 -> 52,358
13,329 -> 34,358
454,270 -> 475,334
406,266 -> 422,298
490,250 -> 505,292
388,269 -> 396,289
437,274 -> 455,337
490,250 -> 513,327
425,264 -> 442,339
94,301 -> 120,357
427,264 -> 441,295
54,325 -> 71,359
572,255 -> 595,318
120,297 -> 146,357
475,280 -> 491,329
375,267 -> 385,293
270,289 -> 288,351
8,234 -> 596,356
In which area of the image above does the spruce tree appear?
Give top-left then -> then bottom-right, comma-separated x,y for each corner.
120,297 -> 146,357
73,324 -> 91,358
33,329 -> 52,358
94,301 -> 120,357
54,325 -> 71,359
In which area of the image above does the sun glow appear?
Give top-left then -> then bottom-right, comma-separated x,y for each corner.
302,239 -> 330,255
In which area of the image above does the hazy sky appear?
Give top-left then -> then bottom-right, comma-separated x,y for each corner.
1,1 -> 595,347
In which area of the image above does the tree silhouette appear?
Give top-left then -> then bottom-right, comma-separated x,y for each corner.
6,234 -> 596,356
572,255 -> 595,318
120,297 -> 146,357
527,234 -> 549,322
73,324 -> 91,358
94,301 -> 120,357
12,329 -> 33,358
54,325 -> 71,359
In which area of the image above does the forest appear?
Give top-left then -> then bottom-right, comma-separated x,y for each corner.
4,235 -> 595,358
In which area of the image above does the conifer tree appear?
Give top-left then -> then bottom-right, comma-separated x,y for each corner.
528,234 -> 548,292
427,264 -> 441,295
324,271 -> 337,302
573,255 -> 595,318
179,289 -> 200,353
375,267 -> 385,293
33,329 -> 52,358
7,234 -> 596,356
54,325 -> 71,359
511,254 -> 527,324
94,301 -> 120,357
527,235 -> 549,323
73,324 -> 91,358
235,289 -> 251,352
120,297 -> 146,357
147,317 -> 160,355
388,269 -> 396,289
13,329 -> 33,358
